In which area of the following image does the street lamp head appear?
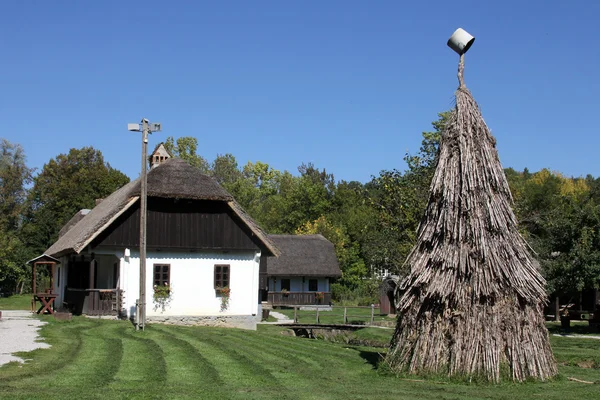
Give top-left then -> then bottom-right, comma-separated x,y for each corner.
128,123 -> 141,132
149,123 -> 162,132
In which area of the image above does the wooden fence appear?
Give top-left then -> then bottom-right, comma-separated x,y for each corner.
288,305 -> 380,325
268,291 -> 332,306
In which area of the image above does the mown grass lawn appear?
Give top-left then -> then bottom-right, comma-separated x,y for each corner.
1,317 -> 599,400
0,294 -> 31,310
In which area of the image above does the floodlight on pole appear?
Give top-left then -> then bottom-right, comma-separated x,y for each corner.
127,118 -> 162,331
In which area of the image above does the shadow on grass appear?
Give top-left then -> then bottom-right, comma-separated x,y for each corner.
547,322 -> 596,336
357,349 -> 385,370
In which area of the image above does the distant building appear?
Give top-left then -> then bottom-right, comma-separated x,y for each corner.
261,234 -> 341,306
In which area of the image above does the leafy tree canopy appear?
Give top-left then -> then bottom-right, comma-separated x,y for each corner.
21,147 -> 130,255
0,139 -> 34,292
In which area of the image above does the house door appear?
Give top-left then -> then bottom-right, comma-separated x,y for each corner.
67,261 -> 90,289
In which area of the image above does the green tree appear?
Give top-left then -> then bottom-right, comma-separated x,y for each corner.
0,139 -> 34,293
21,147 -> 130,255
508,168 -> 600,296
164,136 -> 210,173
364,112 -> 449,276
296,216 -> 367,288
211,153 -> 242,187
0,232 -> 29,293
0,139 -> 33,230
277,163 -> 334,233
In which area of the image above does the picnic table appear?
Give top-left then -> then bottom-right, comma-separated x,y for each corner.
34,293 -> 57,314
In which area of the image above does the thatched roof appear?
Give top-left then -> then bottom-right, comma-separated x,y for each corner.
266,234 -> 341,277
386,56 -> 556,382
46,158 -> 279,257
58,209 -> 90,238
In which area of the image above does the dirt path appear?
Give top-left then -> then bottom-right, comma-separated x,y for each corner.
258,310 -> 294,325
552,333 -> 600,340
0,310 -> 50,366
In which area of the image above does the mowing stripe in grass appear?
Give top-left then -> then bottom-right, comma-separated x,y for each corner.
146,326 -> 223,389
176,327 -> 329,397
168,327 -> 285,386
3,320 -> 124,392
53,321 -> 124,388
109,324 -> 168,388
202,328 -> 326,373
0,319 -> 94,385
252,326 -> 374,367
169,326 -> 385,398
153,325 -> 286,394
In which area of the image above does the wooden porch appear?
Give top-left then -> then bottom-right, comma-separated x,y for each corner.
268,291 -> 332,306
63,254 -> 121,316
64,288 -> 122,316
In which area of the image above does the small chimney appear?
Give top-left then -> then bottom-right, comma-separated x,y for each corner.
149,143 -> 171,169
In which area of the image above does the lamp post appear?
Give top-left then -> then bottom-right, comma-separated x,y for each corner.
128,119 -> 162,331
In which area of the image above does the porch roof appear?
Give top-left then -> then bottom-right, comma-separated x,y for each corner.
27,254 -> 61,265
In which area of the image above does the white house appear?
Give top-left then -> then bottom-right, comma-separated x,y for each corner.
42,153 -> 279,330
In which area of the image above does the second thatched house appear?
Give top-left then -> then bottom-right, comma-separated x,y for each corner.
261,234 -> 341,306
41,154 -> 279,329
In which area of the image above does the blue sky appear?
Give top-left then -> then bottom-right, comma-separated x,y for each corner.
1,1 -> 599,183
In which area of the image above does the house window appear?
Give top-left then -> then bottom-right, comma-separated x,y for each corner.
281,279 -> 291,291
214,264 -> 230,288
308,279 -> 318,291
154,264 -> 170,286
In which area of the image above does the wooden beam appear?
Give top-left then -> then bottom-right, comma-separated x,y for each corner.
89,260 -> 96,289
50,262 -> 55,293
32,262 -> 37,294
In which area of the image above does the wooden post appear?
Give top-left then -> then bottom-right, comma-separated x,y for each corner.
294,306 -> 297,323
370,304 -> 375,325
31,262 -> 37,312
32,262 -> 37,294
316,307 -> 320,324
50,263 -> 55,293
89,259 -> 96,289
555,296 -> 560,322
343,307 -> 347,324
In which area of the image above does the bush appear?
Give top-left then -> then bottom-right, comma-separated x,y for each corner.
331,279 -> 379,306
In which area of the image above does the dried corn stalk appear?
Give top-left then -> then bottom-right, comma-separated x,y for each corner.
386,55 -> 557,382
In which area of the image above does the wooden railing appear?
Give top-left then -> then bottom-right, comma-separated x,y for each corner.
65,288 -> 121,316
268,291 -> 332,306
290,305 -> 380,325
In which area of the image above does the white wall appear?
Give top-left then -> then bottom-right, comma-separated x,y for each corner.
112,249 -> 260,318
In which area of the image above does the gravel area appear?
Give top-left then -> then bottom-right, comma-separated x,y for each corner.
0,310 -> 50,366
